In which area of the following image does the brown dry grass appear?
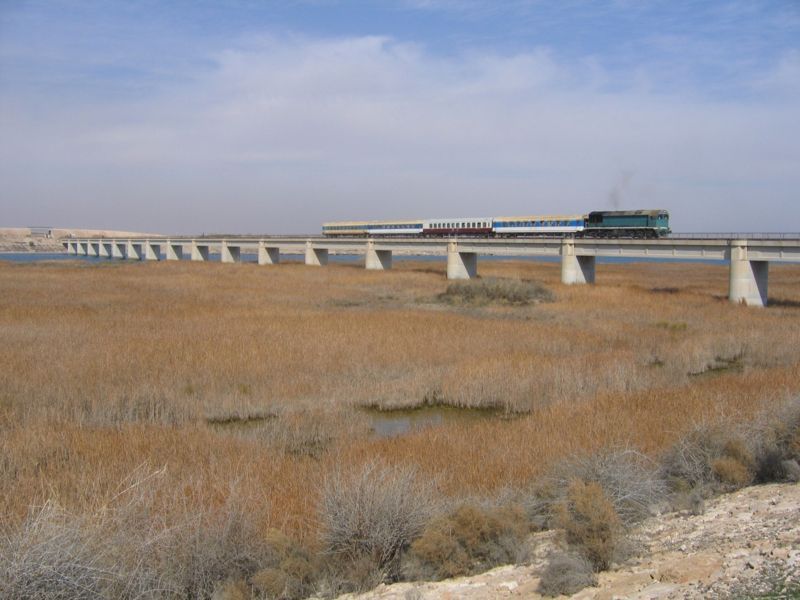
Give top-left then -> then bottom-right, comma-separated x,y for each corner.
1,256 -> 799,552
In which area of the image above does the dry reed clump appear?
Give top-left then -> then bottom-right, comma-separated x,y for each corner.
437,277 -> 554,306
553,480 -> 621,572
403,503 -> 529,581
0,467 -> 279,600
537,551 -> 597,597
258,408 -> 369,459
318,461 -> 437,592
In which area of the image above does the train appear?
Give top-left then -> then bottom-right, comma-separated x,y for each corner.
322,209 -> 670,239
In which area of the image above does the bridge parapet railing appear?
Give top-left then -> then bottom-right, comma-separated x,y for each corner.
669,233 -> 800,240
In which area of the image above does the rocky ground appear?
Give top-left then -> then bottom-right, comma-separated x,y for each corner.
343,483 -> 800,599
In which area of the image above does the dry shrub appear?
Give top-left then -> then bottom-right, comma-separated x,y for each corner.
660,422 -> 755,492
404,503 -> 529,580
711,456 -> 752,487
545,448 -> 666,526
751,396 -> 800,483
438,277 -> 553,306
554,480 -> 621,572
247,529 -> 316,600
0,501 -> 131,600
782,459 -> 800,482
160,495 -> 273,598
538,551 -> 597,597
318,461 -> 436,591
212,579 -> 251,600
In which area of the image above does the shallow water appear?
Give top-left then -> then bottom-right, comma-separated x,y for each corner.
363,404 -> 515,438
0,252 -> 107,263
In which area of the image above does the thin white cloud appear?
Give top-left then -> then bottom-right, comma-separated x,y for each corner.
1,33 -> 798,233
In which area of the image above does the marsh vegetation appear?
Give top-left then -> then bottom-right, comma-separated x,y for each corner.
1,258 -> 799,597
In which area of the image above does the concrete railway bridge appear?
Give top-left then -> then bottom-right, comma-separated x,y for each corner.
64,236 -> 800,308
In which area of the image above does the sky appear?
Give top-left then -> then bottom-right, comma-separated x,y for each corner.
1,1 -> 799,234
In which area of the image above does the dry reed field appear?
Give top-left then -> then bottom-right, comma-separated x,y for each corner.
1,256 -> 799,597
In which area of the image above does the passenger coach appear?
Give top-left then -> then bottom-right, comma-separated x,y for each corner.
322,209 -> 669,238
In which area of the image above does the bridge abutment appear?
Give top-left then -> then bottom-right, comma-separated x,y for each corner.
561,240 -> 596,284
729,241 -> 768,307
258,242 -> 280,265
447,241 -> 477,279
305,242 -> 328,266
191,241 -> 210,262
366,240 -> 392,270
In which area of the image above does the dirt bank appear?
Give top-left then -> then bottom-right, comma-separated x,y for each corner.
343,482 -> 799,599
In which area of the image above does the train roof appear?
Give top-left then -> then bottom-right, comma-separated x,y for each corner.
588,209 -> 668,217
493,214 -> 585,221
322,220 -> 423,227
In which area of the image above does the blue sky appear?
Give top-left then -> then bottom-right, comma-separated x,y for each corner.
1,1 -> 799,233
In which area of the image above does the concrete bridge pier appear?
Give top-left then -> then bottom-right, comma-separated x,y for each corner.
258,241 -> 280,265
191,241 -> 210,262
165,241 -> 183,261
220,240 -> 241,263
111,241 -> 125,259
144,240 -> 160,261
65,241 -> 76,254
561,239 -> 596,284
87,242 -> 99,257
366,240 -> 392,270
99,242 -> 111,258
126,241 -> 143,260
305,241 -> 328,266
729,241 -> 768,307
447,241 -> 477,279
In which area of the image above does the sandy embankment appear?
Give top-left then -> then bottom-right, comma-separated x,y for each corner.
0,228 -> 162,253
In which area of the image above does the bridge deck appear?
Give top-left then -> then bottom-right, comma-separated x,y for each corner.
63,235 -> 800,307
